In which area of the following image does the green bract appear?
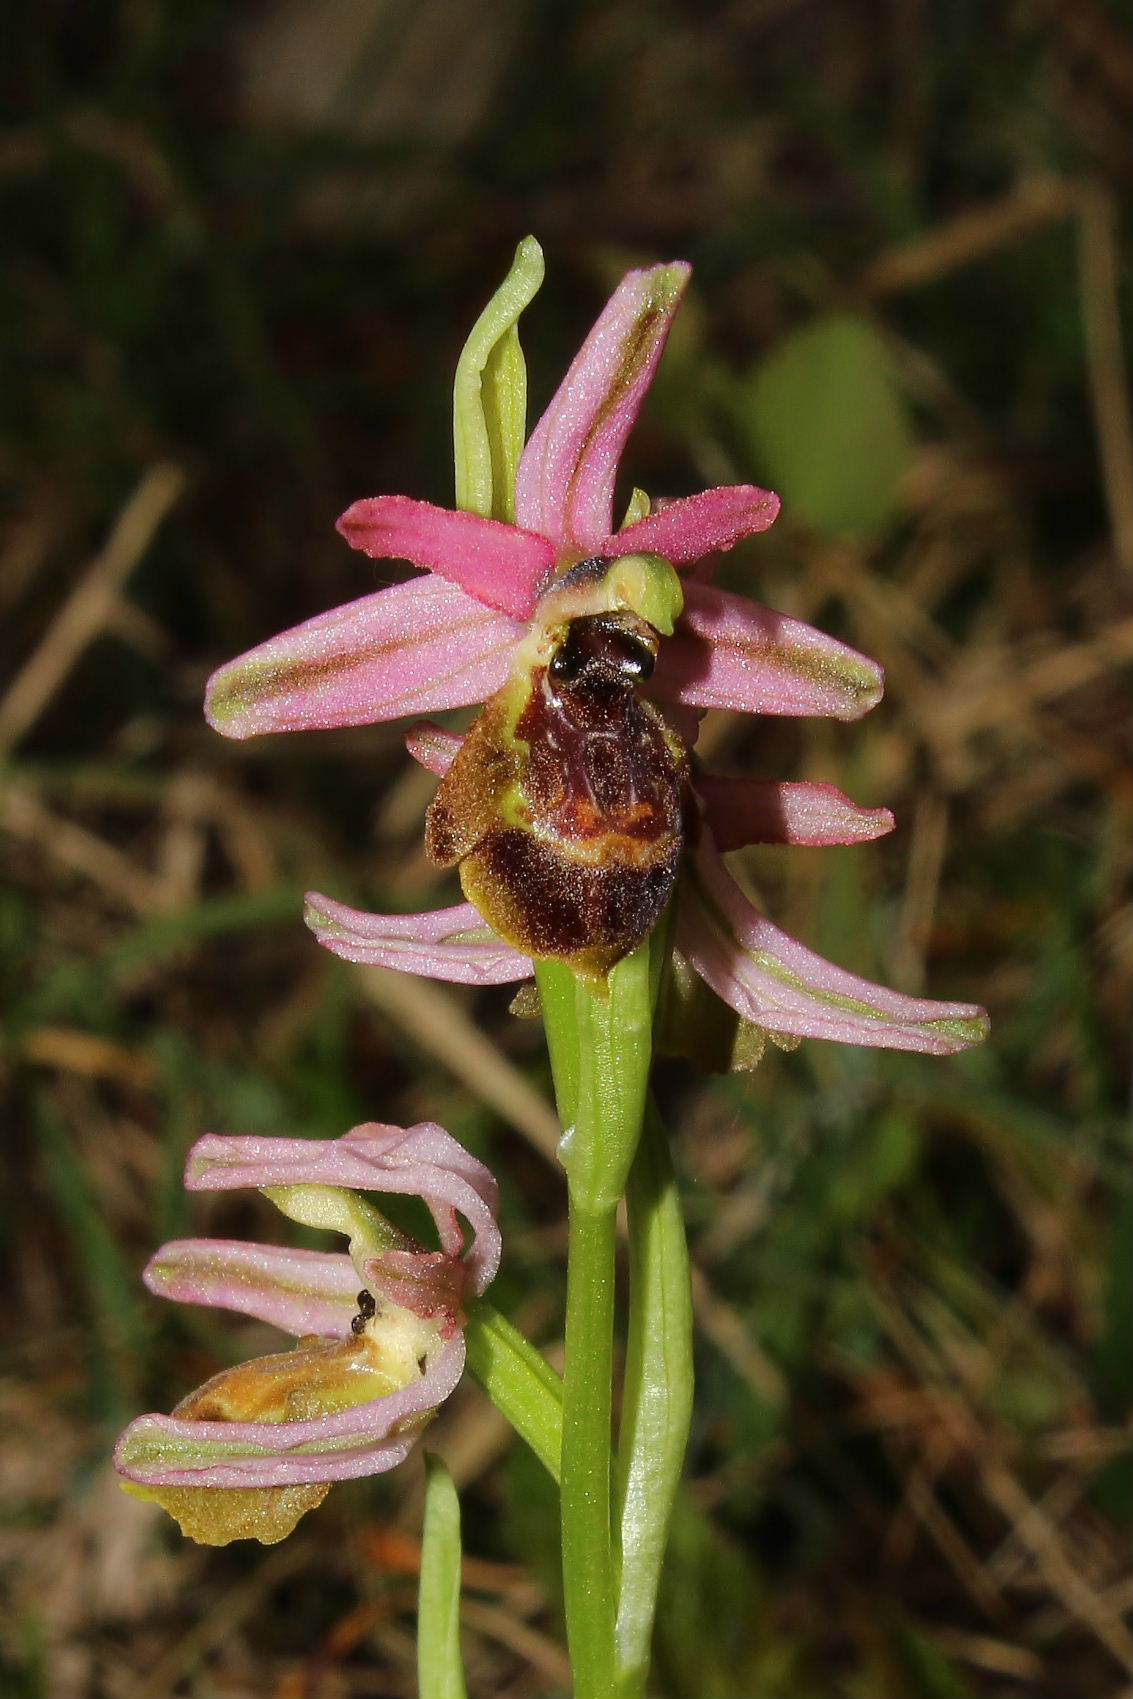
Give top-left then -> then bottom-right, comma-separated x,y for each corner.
452,235 -> 545,523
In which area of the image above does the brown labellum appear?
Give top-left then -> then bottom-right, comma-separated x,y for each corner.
425,611 -> 687,980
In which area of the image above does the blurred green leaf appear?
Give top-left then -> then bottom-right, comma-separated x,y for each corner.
889,1618 -> 974,1699
0,1615 -> 47,1699
103,887 -> 307,982
654,1495 -> 812,1699
38,1106 -> 147,1422
741,313 -> 915,537
1090,1453 -> 1133,1526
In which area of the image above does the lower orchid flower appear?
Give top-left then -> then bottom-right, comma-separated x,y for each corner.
204,238 -> 987,1056
114,1120 -> 500,1545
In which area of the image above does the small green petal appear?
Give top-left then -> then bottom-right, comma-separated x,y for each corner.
917,1011 -> 992,1048
263,1184 -> 405,1261
620,487 -> 652,529
602,553 -> 684,635
453,236 -> 545,523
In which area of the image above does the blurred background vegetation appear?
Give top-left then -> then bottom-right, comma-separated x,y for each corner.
1,2 -> 1130,1695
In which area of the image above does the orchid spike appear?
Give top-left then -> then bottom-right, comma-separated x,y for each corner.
114,1121 -> 500,1545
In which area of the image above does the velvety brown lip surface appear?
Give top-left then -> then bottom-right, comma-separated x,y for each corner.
425,615 -> 687,976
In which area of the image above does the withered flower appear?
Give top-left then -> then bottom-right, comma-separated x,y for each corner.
114,1121 -> 500,1544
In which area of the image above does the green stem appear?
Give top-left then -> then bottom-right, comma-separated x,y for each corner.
536,944 -> 658,1699
540,944 -> 655,1209
615,1100 -> 694,1695
561,1197 -> 620,1696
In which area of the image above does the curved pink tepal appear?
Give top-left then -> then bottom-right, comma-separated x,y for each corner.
696,776 -> 894,850
204,576 -> 521,737
514,262 -> 691,554
336,495 -> 555,620
680,839 -> 989,1054
114,1333 -> 467,1489
186,1121 -> 501,1296
404,719 -> 462,776
304,890 -> 533,985
654,582 -> 885,720
143,1239 -> 361,1339
618,485 -> 780,565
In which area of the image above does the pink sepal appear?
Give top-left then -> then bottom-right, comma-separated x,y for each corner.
143,1240 -> 360,1338
113,1334 -> 466,1488
654,582 -> 885,720
697,775 -> 895,850
305,890 -> 532,985
618,484 -> 780,563
514,262 -> 691,552
679,838 -> 989,1054
336,495 -> 555,620
186,1121 -> 501,1296
204,576 -> 521,738
405,719 -> 462,775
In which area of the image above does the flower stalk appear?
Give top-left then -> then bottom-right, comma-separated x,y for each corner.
536,933 -> 674,1698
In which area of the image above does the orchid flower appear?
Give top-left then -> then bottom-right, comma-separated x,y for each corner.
204,241 -> 987,1056
114,1120 -> 500,1545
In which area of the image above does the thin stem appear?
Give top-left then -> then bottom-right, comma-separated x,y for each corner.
554,946 -> 656,1210
561,1197 -> 619,1697
536,945 -> 657,1699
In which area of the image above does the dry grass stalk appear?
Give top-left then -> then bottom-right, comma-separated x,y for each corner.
0,462 -> 184,755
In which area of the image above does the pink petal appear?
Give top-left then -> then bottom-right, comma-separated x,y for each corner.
187,1121 -> 501,1296
204,576 -> 521,739
144,1240 -> 360,1338
680,839 -> 989,1054
652,582 -> 884,720
617,485 -> 780,563
305,890 -> 532,986
696,775 -> 894,850
113,1334 -> 466,1488
336,495 -> 555,620
362,1247 -> 469,1331
405,719 -> 461,776
514,262 -> 691,553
